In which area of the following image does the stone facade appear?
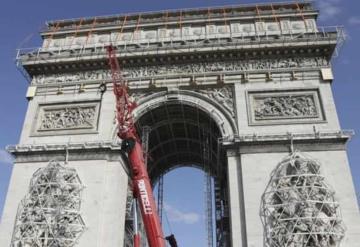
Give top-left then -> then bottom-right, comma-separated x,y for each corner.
1,2 -> 359,247
33,101 -> 100,135
247,89 -> 325,125
11,161 -> 86,247
260,152 -> 346,247
31,57 -> 328,85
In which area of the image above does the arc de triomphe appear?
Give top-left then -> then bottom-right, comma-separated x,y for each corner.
0,2 -> 359,247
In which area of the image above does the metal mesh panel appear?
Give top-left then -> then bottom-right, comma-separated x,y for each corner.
11,161 -> 86,247
260,152 -> 345,247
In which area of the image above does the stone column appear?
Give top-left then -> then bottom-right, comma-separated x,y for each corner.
226,149 -> 247,247
0,158 -> 130,247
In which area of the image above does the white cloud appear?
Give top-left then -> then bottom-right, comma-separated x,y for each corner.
0,150 -> 13,164
164,204 -> 200,224
349,16 -> 360,26
317,0 -> 342,21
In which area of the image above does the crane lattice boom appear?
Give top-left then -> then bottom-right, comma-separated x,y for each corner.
107,45 -> 166,247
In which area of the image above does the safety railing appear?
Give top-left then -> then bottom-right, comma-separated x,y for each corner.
42,2 -> 315,33
16,26 -> 344,66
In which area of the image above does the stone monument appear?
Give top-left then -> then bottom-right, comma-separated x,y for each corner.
0,1 -> 359,246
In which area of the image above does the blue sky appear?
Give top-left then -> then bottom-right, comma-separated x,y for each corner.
0,0 -> 359,246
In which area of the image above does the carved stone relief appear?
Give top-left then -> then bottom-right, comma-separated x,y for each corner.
292,21 -> 306,30
33,101 -> 100,135
129,91 -> 154,103
45,16 -> 314,49
192,27 -> 204,36
39,107 -> 96,130
196,86 -> 235,118
305,19 -> 317,31
256,22 -> 266,32
248,89 -> 324,125
254,95 -> 317,119
281,20 -> 291,32
242,23 -> 255,33
218,25 -> 229,34
266,23 -> 280,32
32,57 -> 329,85
260,152 -> 345,247
11,161 -> 86,247
129,86 -> 235,120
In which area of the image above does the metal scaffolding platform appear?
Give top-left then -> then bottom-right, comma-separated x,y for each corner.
11,161 -> 86,247
260,151 -> 346,247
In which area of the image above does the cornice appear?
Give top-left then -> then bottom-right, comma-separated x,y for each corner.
6,141 -> 126,164
19,32 -> 337,77
7,141 -> 121,153
6,130 -> 354,162
221,129 -> 354,153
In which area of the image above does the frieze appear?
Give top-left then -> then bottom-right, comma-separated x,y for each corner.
247,89 -> 325,125
33,101 -> 100,135
32,57 -> 328,85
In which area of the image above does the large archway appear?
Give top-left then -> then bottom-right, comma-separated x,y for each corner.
126,89 -> 236,246
153,167 -> 209,246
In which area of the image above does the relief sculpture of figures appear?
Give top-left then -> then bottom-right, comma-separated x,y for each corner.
32,57 -> 329,85
11,161 -> 86,247
198,87 -> 235,118
260,152 -> 346,247
39,106 -> 96,131
254,95 -> 318,120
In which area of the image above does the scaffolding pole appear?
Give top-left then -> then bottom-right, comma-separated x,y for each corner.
203,131 -> 214,247
157,175 -> 164,224
141,126 -> 151,168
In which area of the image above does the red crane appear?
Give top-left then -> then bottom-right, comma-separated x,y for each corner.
106,45 -> 166,247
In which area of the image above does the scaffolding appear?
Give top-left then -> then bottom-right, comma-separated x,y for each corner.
11,161 -> 86,247
16,25 -> 344,70
10,3 -> 349,247
123,197 -> 147,247
141,126 -> 151,168
202,129 -> 214,247
260,151 -> 346,247
124,124 -> 151,247
157,175 -> 164,224
15,1 -> 345,81
124,189 -> 135,247
40,2 -> 316,33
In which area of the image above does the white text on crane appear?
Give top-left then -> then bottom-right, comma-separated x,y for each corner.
138,179 -> 153,214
